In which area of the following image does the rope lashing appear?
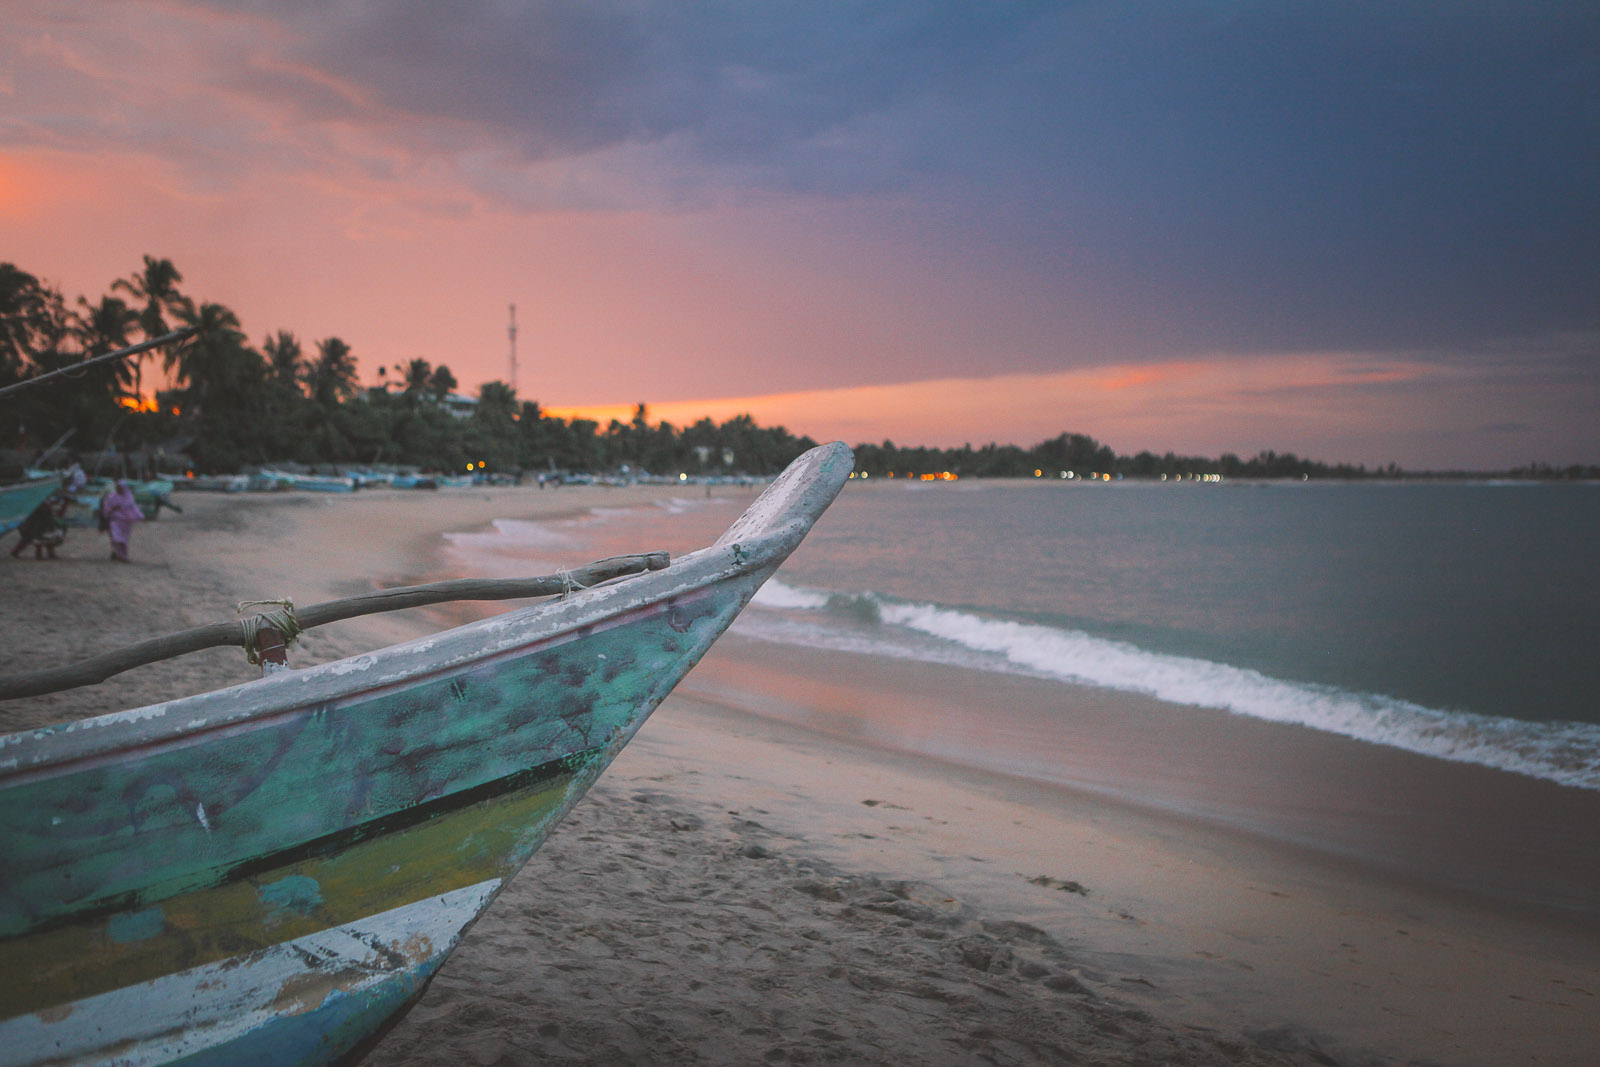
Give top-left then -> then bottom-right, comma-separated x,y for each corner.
557,569 -> 588,598
0,551 -> 667,700
237,598 -> 303,665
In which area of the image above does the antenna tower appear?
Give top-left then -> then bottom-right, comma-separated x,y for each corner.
507,303 -> 518,392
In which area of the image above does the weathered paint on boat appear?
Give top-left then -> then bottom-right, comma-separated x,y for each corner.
1,479 -> 60,537
0,440 -> 853,1066
286,474 -> 357,493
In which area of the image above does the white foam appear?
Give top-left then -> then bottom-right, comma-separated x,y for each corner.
748,584 -> 1600,791
752,578 -> 831,610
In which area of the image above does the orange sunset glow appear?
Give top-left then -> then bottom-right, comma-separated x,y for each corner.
2,2 -> 1595,469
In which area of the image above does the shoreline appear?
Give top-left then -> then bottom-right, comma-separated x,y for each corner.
685,636 -> 1600,926
4,487 -> 1597,1065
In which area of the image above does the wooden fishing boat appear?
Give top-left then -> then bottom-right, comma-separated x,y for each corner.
283,472 -> 358,493
176,473 -> 250,492
61,478 -> 179,527
0,441 -> 852,1066
0,478 -> 61,538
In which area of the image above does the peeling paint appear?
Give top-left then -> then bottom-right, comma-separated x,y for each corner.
258,876 -> 324,926
327,656 -> 377,677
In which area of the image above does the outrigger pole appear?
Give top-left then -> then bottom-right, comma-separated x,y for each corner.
0,327 -> 198,401
0,551 -> 671,700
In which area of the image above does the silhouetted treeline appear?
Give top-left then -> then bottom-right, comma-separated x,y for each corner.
854,435 -> 1398,480
4,258 -> 1595,481
0,258 -> 817,477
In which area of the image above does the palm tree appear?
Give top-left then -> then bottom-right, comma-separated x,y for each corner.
112,256 -> 191,398
467,381 -> 520,472
305,337 -> 359,409
263,331 -> 304,392
112,256 -> 190,341
297,338 -> 359,463
171,302 -> 250,416
477,380 -> 518,420
400,358 -> 433,404
72,295 -> 140,402
258,331 -> 308,458
427,363 -> 457,403
0,263 -> 71,384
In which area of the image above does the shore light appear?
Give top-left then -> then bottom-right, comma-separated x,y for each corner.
1034,469 -> 1042,477
679,472 -> 688,481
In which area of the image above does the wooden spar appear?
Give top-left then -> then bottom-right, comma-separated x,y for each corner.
0,550 -> 669,700
0,328 -> 198,401
33,429 -> 75,465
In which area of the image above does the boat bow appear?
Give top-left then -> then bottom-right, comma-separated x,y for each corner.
0,441 -> 852,1067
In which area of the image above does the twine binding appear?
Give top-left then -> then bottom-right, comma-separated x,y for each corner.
237,598 -> 302,665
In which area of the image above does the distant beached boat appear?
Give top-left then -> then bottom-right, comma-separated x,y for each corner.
0,478 -> 60,538
249,470 -> 295,492
0,441 -> 852,1067
61,478 -> 178,527
289,473 -> 358,493
246,470 -> 357,493
344,470 -> 395,489
177,473 -> 250,492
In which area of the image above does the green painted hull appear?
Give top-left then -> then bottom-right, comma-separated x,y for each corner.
1,479 -> 59,537
0,441 -> 854,1066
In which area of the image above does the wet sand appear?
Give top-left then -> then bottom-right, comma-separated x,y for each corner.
3,487 -> 1596,1066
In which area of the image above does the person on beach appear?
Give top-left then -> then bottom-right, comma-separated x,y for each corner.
64,462 -> 87,497
9,495 -> 68,560
99,479 -> 144,563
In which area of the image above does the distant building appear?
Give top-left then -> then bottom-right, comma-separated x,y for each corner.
441,393 -> 478,419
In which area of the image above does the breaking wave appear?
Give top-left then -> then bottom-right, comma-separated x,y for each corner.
747,580 -> 1600,791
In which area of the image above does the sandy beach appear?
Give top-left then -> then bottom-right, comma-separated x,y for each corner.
3,486 -> 1597,1067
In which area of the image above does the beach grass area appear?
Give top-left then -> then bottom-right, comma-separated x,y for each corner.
3,486 -> 1596,1067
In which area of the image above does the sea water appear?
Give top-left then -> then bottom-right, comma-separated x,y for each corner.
443,480 -> 1600,793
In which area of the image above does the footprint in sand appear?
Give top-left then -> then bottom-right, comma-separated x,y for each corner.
1026,874 -> 1089,896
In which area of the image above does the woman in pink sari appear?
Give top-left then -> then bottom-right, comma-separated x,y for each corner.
99,479 -> 145,562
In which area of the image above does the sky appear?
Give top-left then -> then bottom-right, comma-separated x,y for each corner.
2,1 -> 1596,469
